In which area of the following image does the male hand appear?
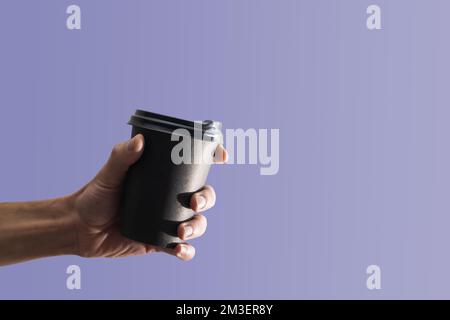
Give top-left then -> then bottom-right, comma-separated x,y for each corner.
70,134 -> 228,261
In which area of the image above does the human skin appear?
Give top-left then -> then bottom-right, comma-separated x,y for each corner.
0,134 -> 228,266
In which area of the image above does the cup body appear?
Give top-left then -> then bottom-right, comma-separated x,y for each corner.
120,110 -> 222,248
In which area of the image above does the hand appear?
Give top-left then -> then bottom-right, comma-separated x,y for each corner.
68,134 -> 228,261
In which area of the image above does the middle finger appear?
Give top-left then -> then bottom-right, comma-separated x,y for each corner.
178,214 -> 208,240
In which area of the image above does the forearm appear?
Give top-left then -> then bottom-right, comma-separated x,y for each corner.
0,197 -> 78,266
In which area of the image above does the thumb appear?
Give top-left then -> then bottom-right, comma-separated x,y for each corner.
94,134 -> 145,188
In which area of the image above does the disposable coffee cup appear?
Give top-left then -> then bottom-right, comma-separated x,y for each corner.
120,110 -> 223,248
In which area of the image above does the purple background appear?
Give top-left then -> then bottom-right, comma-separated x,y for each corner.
1,0 -> 450,299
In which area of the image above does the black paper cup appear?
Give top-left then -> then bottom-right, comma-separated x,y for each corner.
120,110 -> 223,248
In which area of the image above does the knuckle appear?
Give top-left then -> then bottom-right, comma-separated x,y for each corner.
205,186 -> 216,206
195,215 -> 207,234
188,247 -> 196,260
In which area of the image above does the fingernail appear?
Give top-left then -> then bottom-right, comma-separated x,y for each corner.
135,138 -> 144,152
197,195 -> 207,210
127,136 -> 143,152
177,245 -> 187,258
183,225 -> 194,239
127,137 -> 136,152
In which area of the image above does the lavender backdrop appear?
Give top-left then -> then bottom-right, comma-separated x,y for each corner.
1,0 -> 450,299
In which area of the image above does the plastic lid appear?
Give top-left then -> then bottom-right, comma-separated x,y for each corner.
128,110 -> 223,141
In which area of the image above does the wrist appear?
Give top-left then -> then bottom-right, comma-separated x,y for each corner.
57,195 -> 81,257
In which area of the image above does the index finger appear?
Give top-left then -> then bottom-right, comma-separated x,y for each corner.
213,145 -> 228,164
